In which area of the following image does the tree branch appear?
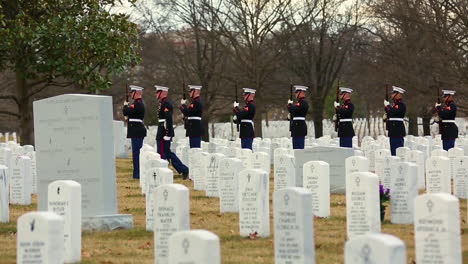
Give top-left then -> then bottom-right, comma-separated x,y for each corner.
0,110 -> 20,118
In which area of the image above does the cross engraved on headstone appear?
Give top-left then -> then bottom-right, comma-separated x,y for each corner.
310,164 -> 315,173
30,219 -> 35,232
432,160 -> 437,167
209,157 -> 216,168
182,238 -> 190,254
460,159 -> 464,165
352,159 -> 356,166
355,176 -> 361,187
360,244 -> 371,264
57,187 -> 60,195
49,138 -> 52,145
15,156 -> 19,165
67,158 -> 71,166
163,189 -> 169,201
280,157 -> 283,163
153,172 -> 157,182
64,106 -> 68,115
426,199 -> 434,213
283,193 -> 290,206
247,174 -> 251,183
398,165 -> 403,175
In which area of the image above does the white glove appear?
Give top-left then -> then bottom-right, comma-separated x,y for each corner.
287,99 -> 293,104
435,102 -> 441,108
232,115 -> 237,121
124,101 -> 129,106
332,114 -> 337,121
163,136 -> 171,141
233,101 -> 239,108
384,100 -> 390,107
287,113 -> 291,120
181,99 -> 187,105
334,101 -> 340,108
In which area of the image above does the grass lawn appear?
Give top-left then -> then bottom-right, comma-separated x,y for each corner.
0,157 -> 467,263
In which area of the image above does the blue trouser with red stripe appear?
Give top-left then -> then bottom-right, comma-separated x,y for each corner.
189,136 -> 202,148
241,138 -> 253,150
390,137 -> 404,156
340,137 -> 353,148
292,137 -> 305,149
131,138 -> 144,179
442,139 -> 455,151
157,139 -> 189,174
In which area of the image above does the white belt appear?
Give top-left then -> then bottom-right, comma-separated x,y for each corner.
129,119 -> 143,123
158,119 -> 165,124
340,119 -> 352,122
241,120 -> 253,124
389,118 -> 404,122
442,120 -> 456,123
187,117 -> 201,120
293,117 -> 305,121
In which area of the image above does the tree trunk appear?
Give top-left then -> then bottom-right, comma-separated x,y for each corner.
407,112 -> 418,136
310,97 -> 324,138
254,96 -> 263,138
202,118 -> 209,142
16,72 -> 34,145
422,116 -> 431,136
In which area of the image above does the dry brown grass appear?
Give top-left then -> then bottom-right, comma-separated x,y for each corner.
0,158 -> 467,263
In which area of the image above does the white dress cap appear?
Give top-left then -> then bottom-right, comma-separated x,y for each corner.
442,90 -> 456,95
154,85 -> 169,91
188,85 -> 202,90
243,88 -> 256,94
130,85 -> 144,91
392,86 -> 406,94
294,85 -> 308,92
339,87 -> 353,93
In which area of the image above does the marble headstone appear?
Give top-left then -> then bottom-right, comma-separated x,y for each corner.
168,230 -> 220,264
452,156 -> 468,198
425,156 -> 451,193
345,233 -> 406,264
0,165 -> 9,223
303,161 -> 330,218
274,154 -> 296,191
205,153 -> 225,197
10,155 -> 31,205
390,162 -> 418,224
218,158 -> 244,213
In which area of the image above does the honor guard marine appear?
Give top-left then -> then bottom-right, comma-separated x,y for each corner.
287,85 -> 309,149
334,87 -> 355,148
233,88 -> 256,150
155,85 -> 189,179
384,86 -> 407,156
180,85 -> 203,148
122,85 -> 147,179
435,90 -> 458,150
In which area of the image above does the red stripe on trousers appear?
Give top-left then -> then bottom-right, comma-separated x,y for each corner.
160,139 -> 165,159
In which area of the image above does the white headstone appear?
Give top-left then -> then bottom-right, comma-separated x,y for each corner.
10,155 -> 31,205
395,147 -> 410,160
218,158 -> 244,213
274,188 -> 315,264
274,154 -> 296,190
113,120 -> 127,158
33,94 -> 132,229
237,149 -> 253,169
405,150 -> 426,189
144,157 -> 169,194
17,212 -> 64,264
431,149 -> 448,157
346,172 -> 380,239
205,153 -> 225,197
168,230 -> 221,264
345,156 -> 369,178
390,162 -> 418,224
47,180 -> 81,263
188,148 -> 202,189
154,184 -> 190,264
0,165 -> 9,223
425,156 -> 451,193
414,193 -> 462,264
239,169 -> 270,237
381,156 -> 401,189
252,152 -> 270,175
345,233 -> 406,264
303,161 -> 330,218
24,151 -> 37,194
146,168 -> 174,231
448,147 -> 464,179
374,149 -> 390,182
452,156 -> 468,199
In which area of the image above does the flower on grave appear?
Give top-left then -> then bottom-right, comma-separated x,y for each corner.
379,184 -> 391,210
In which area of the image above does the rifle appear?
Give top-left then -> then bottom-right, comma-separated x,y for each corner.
182,80 -> 187,129
383,84 -> 389,130
289,83 -> 293,131
235,83 -> 239,132
334,80 -> 340,132
124,83 -> 129,123
436,86 -> 442,134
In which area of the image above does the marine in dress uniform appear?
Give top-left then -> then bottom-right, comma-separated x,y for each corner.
122,85 -> 147,179
155,85 -> 189,179
384,86 -> 407,156
233,88 -> 256,150
287,85 -> 309,149
180,85 -> 203,148
436,90 -> 458,151
334,87 -> 355,148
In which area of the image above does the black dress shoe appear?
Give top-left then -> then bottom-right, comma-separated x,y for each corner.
182,172 -> 189,180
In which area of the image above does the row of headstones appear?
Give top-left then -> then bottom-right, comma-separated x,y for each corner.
0,132 -> 17,143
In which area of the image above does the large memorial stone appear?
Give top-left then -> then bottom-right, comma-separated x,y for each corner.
0,165 -> 9,223
168,230 -> 221,264
239,169 -> 270,237
303,161 -> 330,218
33,94 -> 132,230
405,150 -> 425,189
274,188 -> 315,264
390,162 -> 418,224
47,180 -> 81,263
205,153 -> 225,197
274,154 -> 296,190
218,158 -> 244,213
414,193 -> 462,264
345,233 -> 406,264
154,184 -> 190,264
453,156 -> 468,198
425,156 -> 451,193
146,168 -> 174,231
295,147 -> 355,193
10,155 -> 31,205
346,172 -> 380,239
17,212 -> 64,264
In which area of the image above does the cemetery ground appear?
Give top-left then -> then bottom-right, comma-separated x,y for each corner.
1,159 -> 468,263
